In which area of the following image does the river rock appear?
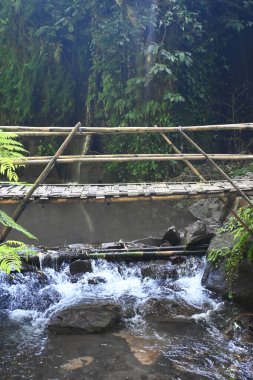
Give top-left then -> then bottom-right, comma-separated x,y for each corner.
69,260 -> 92,275
140,298 -> 200,323
101,241 -> 125,250
184,220 -> 215,246
141,262 -> 178,280
88,276 -> 106,285
48,303 -> 122,334
162,226 -> 181,246
202,258 -> 253,309
202,230 -> 253,308
188,198 -> 227,226
130,237 -> 163,247
225,313 -> 253,342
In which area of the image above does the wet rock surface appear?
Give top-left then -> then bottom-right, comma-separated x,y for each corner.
202,258 -> 253,309
69,259 -> 92,275
202,231 -> 253,309
88,276 -> 106,285
140,297 -> 201,323
225,313 -> 253,342
162,226 -> 181,246
141,262 -> 178,280
48,303 -> 122,334
184,220 -> 215,246
188,198 -> 228,226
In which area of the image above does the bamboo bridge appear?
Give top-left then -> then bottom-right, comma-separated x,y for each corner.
1,122 -> 253,242
0,179 -> 253,204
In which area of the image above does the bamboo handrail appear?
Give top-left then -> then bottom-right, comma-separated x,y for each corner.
0,122 -> 253,135
10,153 -> 253,165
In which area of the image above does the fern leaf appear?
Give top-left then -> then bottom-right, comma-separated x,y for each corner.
0,210 -> 37,239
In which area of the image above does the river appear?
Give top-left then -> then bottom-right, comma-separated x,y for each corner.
0,252 -> 252,379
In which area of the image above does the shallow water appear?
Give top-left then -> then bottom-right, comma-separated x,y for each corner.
0,256 -> 252,380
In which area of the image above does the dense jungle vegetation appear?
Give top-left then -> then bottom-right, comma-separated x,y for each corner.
0,0 -> 253,180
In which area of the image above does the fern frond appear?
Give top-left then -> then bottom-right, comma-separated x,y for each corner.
0,240 -> 35,274
0,130 -> 27,182
0,243 -> 22,274
0,210 -> 36,239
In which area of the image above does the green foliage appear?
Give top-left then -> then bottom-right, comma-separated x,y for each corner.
0,210 -> 36,240
0,130 -> 36,274
0,240 -> 33,274
208,207 -> 253,285
0,131 -> 27,181
0,0 -> 253,179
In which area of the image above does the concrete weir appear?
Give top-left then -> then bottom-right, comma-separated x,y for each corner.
0,201 -> 195,246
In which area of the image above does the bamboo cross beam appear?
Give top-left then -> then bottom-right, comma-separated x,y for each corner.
10,153 -> 253,165
1,122 -> 253,135
0,122 -> 82,243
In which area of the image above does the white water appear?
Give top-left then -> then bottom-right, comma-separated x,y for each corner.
1,256 -> 252,379
2,256 -> 219,332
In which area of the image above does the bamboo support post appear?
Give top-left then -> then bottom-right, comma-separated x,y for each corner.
0,122 -> 82,243
156,125 -> 205,181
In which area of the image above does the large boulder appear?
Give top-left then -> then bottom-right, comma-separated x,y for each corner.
184,220 -> 215,246
188,198 -> 228,226
202,231 -> 253,309
69,260 -> 92,275
48,303 -> 122,334
162,226 -> 181,246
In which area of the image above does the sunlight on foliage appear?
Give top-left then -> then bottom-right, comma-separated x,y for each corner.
0,131 -> 27,182
0,240 -> 34,274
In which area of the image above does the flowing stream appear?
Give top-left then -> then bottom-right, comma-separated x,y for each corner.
0,252 -> 252,380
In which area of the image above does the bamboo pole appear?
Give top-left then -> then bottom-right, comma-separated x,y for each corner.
10,153 -> 253,165
89,244 -> 208,254
1,122 -> 253,135
157,126 -> 206,181
0,122 -> 82,243
160,127 -> 253,237
179,128 -> 253,210
85,249 -> 206,260
1,191 -> 253,205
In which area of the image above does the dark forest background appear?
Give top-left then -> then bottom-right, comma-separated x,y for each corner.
1,0 -> 253,180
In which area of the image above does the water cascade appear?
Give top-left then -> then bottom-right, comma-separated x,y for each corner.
0,251 -> 252,379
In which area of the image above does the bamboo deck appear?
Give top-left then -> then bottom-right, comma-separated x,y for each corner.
1,179 -> 253,204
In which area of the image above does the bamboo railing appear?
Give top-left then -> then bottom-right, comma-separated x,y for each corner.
0,122 -> 253,136
10,153 -> 253,165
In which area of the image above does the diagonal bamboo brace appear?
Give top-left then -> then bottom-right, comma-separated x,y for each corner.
0,122 -> 82,243
178,127 -> 253,237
